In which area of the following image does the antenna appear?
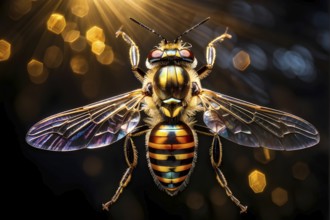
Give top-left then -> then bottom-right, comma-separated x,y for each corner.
130,18 -> 166,41
175,17 -> 210,42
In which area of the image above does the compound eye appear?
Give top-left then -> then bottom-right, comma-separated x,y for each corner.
179,49 -> 193,58
148,49 -> 163,59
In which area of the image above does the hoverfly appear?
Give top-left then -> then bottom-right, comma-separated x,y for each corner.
26,17 -> 320,213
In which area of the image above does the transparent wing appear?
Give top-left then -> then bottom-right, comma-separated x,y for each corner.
199,89 -> 319,151
26,89 -> 145,151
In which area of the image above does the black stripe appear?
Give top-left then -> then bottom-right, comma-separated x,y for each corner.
154,169 -> 190,179
150,157 -> 193,166
149,147 -> 195,154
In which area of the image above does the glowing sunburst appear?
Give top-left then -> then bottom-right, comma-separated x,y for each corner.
6,0 -> 215,84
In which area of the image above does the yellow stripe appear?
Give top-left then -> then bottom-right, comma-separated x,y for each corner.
167,66 -> 176,82
154,129 -> 188,137
158,175 -> 187,184
149,152 -> 194,160
172,106 -> 182,117
176,66 -> 184,85
167,187 -> 179,191
175,152 -> 194,160
148,142 -> 171,149
159,68 -> 167,88
172,142 -> 194,149
150,136 -> 168,144
175,164 -> 192,172
161,107 -> 171,118
148,142 -> 194,150
176,136 -> 193,143
149,152 -> 168,160
151,164 -> 170,172
151,164 -> 192,172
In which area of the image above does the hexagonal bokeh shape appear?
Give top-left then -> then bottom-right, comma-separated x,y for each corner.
271,187 -> 288,206
47,13 -> 66,34
71,4 -> 89,18
92,41 -> 106,55
70,55 -> 88,74
9,0 -> 32,20
248,170 -> 267,193
86,26 -> 105,43
96,45 -> 114,65
233,50 -> 251,71
27,59 -> 44,76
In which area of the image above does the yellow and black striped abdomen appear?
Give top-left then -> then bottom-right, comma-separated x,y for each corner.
147,121 -> 196,195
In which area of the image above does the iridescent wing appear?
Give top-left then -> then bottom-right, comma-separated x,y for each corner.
26,89 -> 145,151
199,89 -> 319,151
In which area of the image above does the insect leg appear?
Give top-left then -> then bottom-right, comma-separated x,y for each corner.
130,125 -> 150,137
116,27 -> 146,82
102,135 -> 137,211
197,30 -> 232,79
194,125 -> 247,213
194,124 -> 214,136
102,126 -> 149,211
210,135 -> 248,213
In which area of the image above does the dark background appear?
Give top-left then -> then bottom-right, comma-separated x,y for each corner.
0,0 -> 328,219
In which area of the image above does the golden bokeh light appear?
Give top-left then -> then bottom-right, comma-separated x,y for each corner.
292,162 -> 310,180
254,148 -> 275,164
29,68 -> 49,85
271,187 -> 288,206
61,22 -> 80,43
27,59 -> 44,76
27,59 -> 48,84
9,0 -> 32,20
47,13 -> 67,35
70,55 -> 89,75
63,30 -> 80,43
86,26 -> 105,43
43,46 -> 63,68
71,0 -> 90,18
233,50 -> 251,71
248,170 -> 267,193
186,192 -> 205,210
91,40 -> 106,55
83,156 -> 103,177
70,36 -> 87,52
96,45 -> 114,65
0,40 -> 11,61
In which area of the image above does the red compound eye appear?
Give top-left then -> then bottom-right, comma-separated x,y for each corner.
148,49 -> 163,59
180,49 -> 193,59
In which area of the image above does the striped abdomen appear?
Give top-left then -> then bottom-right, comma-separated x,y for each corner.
147,121 -> 196,195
